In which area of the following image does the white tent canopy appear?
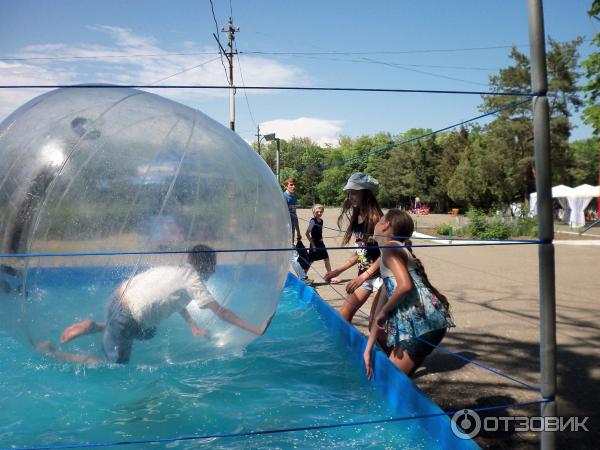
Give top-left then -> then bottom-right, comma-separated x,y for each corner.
568,184 -> 600,227
529,184 -> 600,227
552,184 -> 575,197
573,183 -> 600,197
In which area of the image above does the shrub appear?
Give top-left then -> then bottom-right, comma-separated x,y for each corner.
464,209 -> 531,240
515,216 -> 538,237
479,220 -> 513,240
465,209 -> 488,238
436,223 -> 453,236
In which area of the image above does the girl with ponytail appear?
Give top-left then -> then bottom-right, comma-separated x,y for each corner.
363,209 -> 454,378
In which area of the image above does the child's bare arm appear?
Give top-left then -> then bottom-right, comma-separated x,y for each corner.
179,308 -> 209,337
305,228 -> 313,245
363,324 -> 379,379
203,301 -> 273,335
377,248 -> 412,317
324,254 -> 358,281
346,257 -> 381,293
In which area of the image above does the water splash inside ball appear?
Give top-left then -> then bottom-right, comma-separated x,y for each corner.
0,87 -> 290,365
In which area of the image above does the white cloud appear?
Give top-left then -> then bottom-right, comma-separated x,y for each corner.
261,117 -> 343,147
89,25 -> 159,49
0,26 -> 308,121
0,61 -> 78,121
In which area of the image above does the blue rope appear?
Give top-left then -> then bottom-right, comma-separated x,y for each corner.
0,84 -> 536,97
3,399 -> 549,450
0,240 -> 544,259
323,98 -> 531,169
410,334 -> 541,393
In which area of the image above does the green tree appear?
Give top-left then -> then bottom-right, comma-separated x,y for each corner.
581,1 -> 600,135
375,149 -> 411,208
568,137 -> 599,184
447,137 -> 499,210
318,132 -> 393,206
436,127 -> 471,210
316,167 -> 349,206
261,137 -> 327,206
296,138 -> 326,206
480,38 -> 582,205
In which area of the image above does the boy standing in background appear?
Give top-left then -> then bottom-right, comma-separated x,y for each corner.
282,177 -> 313,285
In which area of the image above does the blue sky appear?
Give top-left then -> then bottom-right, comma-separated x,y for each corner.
1,0 -> 597,145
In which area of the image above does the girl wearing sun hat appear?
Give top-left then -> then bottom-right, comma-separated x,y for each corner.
324,173 -> 383,322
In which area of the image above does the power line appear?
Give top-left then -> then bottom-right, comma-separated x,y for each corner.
235,45 -> 257,128
0,45 -> 518,62
266,50 -> 490,87
285,53 -> 499,71
208,0 -> 230,84
0,52 -> 219,61
324,98 -> 532,169
0,84 -> 535,97
359,56 -> 490,87
1,39 -> 592,63
0,46 -> 517,62
241,44 -> 531,56
147,56 -> 222,85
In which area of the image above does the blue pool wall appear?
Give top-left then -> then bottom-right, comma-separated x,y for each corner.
287,274 -> 480,450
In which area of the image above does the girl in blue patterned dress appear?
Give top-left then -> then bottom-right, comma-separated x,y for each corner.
364,209 -> 454,378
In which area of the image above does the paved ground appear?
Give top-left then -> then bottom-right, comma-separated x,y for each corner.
296,209 -> 599,449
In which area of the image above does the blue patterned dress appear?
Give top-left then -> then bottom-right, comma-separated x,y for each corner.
379,243 -> 454,349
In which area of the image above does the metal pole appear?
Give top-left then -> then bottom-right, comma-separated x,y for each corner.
527,1 -> 556,449
276,138 -> 280,184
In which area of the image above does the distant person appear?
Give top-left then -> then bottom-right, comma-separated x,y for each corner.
305,204 -> 339,283
283,176 -> 313,285
324,173 -> 383,322
414,196 -> 422,211
363,209 -> 454,378
38,244 -> 274,364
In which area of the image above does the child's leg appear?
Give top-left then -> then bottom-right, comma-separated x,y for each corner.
324,258 -> 332,273
339,288 -> 371,322
35,340 -> 102,365
60,319 -> 106,344
388,346 -> 424,377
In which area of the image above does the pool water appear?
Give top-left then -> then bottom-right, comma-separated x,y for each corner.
1,275 -> 449,449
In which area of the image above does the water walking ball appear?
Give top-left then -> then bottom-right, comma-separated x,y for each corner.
0,87 -> 290,364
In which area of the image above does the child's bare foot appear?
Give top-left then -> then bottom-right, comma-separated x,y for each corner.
329,277 -> 341,284
60,319 -> 95,344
